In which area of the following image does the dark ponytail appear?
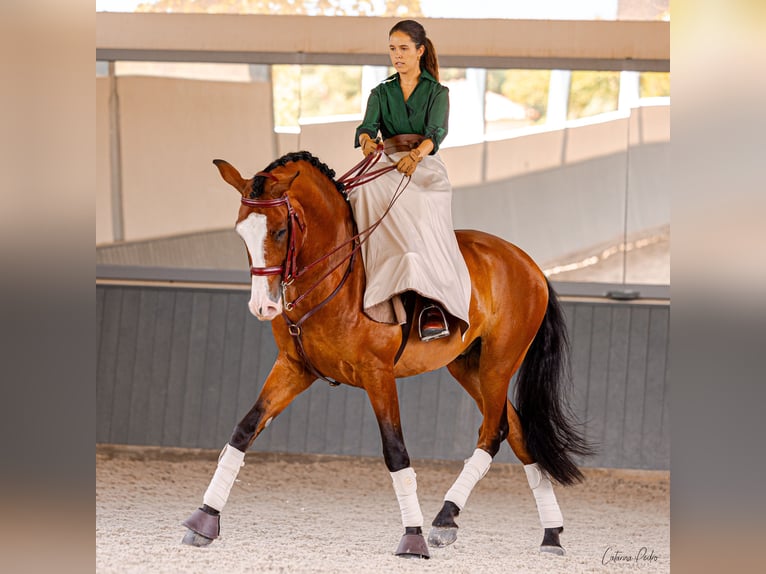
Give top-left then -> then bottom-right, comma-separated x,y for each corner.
389,19 -> 440,82
421,37 -> 439,81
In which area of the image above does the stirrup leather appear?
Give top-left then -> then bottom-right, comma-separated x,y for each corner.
418,304 -> 450,342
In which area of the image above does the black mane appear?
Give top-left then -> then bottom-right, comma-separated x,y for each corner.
250,151 -> 345,199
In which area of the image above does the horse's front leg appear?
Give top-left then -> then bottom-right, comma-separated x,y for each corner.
181,355 -> 314,546
365,376 -> 430,559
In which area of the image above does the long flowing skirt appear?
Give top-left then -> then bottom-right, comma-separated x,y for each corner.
347,152 -> 471,332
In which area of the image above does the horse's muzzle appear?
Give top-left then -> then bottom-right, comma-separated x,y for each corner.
248,277 -> 283,320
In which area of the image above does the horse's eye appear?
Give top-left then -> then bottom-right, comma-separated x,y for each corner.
273,228 -> 287,242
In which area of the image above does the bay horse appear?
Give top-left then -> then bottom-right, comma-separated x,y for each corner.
182,151 -> 591,558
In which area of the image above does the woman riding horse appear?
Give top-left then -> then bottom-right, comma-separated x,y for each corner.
352,19 -> 471,342
181,19 -> 592,561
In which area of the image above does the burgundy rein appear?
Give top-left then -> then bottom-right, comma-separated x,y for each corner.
241,146 -> 409,311
336,143 -> 397,191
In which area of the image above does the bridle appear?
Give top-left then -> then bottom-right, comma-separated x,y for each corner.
241,192 -> 304,293
241,147 -> 406,312
240,149 -> 410,386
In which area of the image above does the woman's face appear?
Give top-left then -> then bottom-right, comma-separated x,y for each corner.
388,30 -> 424,76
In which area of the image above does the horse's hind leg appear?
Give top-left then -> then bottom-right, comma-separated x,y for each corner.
506,399 -> 566,555
181,356 -> 314,546
428,352 -> 510,548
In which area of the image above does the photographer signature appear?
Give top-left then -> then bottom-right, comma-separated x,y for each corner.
602,546 -> 660,566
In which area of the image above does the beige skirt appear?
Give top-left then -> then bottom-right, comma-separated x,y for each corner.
347,152 -> 471,333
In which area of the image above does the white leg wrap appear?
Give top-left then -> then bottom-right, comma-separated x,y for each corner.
444,448 -> 493,510
524,463 -> 564,528
390,467 -> 424,528
202,444 -> 245,511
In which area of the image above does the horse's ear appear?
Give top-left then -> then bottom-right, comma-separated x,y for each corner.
213,159 -> 250,197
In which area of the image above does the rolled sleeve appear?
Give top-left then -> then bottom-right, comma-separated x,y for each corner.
423,85 -> 449,153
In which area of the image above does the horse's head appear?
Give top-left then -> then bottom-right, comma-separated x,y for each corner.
214,158 -> 307,321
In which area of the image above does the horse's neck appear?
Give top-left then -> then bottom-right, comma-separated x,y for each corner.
298,176 -> 357,271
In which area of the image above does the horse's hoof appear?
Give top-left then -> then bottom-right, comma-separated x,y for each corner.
181,507 -> 220,545
540,544 -> 566,556
427,526 -> 458,548
182,528 -> 214,547
540,526 -> 564,555
540,526 -> 567,556
395,533 -> 430,559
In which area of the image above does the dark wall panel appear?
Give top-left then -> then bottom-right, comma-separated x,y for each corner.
97,284 -> 670,469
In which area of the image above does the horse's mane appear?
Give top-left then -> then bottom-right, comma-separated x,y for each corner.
250,151 -> 345,199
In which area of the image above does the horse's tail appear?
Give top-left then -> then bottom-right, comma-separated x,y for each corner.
514,279 -> 594,485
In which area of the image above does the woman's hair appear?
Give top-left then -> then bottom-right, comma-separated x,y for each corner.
389,19 -> 440,81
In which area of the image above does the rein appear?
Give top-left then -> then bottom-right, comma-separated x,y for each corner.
242,147 -> 409,311
336,143 -> 397,191
241,149 -> 410,386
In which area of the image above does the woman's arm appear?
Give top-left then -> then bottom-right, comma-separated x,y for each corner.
423,85 -> 449,153
354,89 -> 381,151
412,138 -> 434,158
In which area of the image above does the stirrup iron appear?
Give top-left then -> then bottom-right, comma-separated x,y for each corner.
418,304 -> 450,342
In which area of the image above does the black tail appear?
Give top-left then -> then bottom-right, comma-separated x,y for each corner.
514,279 -> 594,485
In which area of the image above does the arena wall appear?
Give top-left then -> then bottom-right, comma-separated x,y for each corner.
96,283 -> 669,470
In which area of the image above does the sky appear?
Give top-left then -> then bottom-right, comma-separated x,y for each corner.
96,0 -> 619,20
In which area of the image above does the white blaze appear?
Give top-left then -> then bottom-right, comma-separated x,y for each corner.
236,213 -> 283,319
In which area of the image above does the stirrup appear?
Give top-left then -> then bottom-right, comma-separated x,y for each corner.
418,304 -> 450,342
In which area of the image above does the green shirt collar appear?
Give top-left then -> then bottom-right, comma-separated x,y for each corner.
385,69 -> 438,84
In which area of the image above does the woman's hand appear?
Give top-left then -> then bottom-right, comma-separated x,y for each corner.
396,148 -> 423,177
359,134 -> 379,157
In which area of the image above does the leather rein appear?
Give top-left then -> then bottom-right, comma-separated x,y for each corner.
241,146 -> 409,385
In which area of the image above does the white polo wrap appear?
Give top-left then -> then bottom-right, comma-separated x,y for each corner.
203,443 -> 245,511
524,463 -> 564,528
444,448 -> 493,510
390,467 -> 423,528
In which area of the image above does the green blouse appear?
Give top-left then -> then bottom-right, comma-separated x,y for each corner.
354,70 -> 450,154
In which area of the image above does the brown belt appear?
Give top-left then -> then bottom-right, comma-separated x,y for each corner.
383,134 -> 425,155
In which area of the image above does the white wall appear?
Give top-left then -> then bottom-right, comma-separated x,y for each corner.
98,76 -> 275,243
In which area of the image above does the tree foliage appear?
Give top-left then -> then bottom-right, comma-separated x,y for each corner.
568,71 -> 621,120
273,64 -> 362,126
487,69 -> 551,124
137,0 -> 422,16
640,72 -> 670,98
